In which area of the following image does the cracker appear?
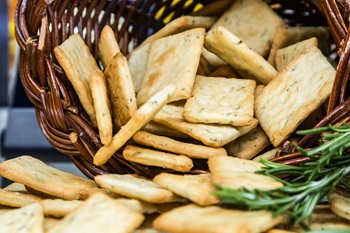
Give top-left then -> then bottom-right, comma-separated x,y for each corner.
225,125 -> 271,159
268,25 -> 330,67
0,156 -> 98,200
143,121 -> 190,138
136,28 -> 205,105
93,84 -> 176,166
89,70 -> 113,145
99,25 -> 120,68
95,174 -> 181,203
275,37 -> 319,71
183,75 -> 256,126
205,26 -> 278,84
141,16 -> 216,45
54,34 -> 99,126
255,46 -> 336,147
122,145 -> 193,173
47,192 -> 144,233
210,0 -> 285,57
104,52 -> 138,130
153,204 -> 284,233
153,173 -> 219,206
328,188 -> 350,221
190,0 -> 233,17
201,47 -> 227,70
133,131 -> 227,159
208,156 -> 283,191
0,188 -> 43,208
0,203 -> 44,233
40,199 -> 83,217
128,43 -> 150,93
153,103 -> 242,147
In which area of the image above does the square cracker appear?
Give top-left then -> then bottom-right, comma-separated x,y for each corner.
104,52 -> 138,130
141,16 -> 216,45
133,131 -> 227,159
47,192 -> 144,233
0,156 -> 98,200
205,26 -> 278,84
153,204 -> 284,233
275,37 -> 318,71
208,156 -> 283,191
0,203 -> 44,233
210,0 -> 285,57
136,28 -> 205,106
153,103 -> 242,147
255,46 -> 336,147
183,75 -> 256,126
94,174 -> 181,203
153,173 -> 219,206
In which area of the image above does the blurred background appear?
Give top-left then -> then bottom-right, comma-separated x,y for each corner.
0,0 -> 83,187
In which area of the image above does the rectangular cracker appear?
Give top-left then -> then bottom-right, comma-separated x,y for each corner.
183,75 -> 256,126
275,37 -> 318,71
153,103 -> 242,147
93,84 -> 176,166
255,46 -> 336,147
94,174 -> 181,203
122,145 -> 193,173
0,203 -> 44,233
133,131 -> 227,159
208,156 -> 283,191
153,173 -> 219,206
104,52 -> 138,130
99,25 -> 120,68
54,34 -> 100,126
0,188 -> 43,207
128,43 -> 150,93
89,70 -> 113,145
0,156 -> 98,200
210,0 -> 285,57
141,16 -> 216,45
47,192 -> 144,233
205,26 -> 278,84
153,204 -> 284,233
268,25 -> 330,67
136,28 -> 205,105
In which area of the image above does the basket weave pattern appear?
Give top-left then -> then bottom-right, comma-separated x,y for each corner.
15,0 -> 350,179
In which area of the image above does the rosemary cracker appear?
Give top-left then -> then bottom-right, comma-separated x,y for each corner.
204,26 -> 278,84
93,84 -> 176,166
128,43 -> 150,93
275,37 -> 319,71
183,75 -> 256,126
98,25 -> 120,68
0,188 -> 43,208
153,103 -> 242,147
0,155 -> 98,200
153,204 -> 284,233
255,46 -> 336,147
133,131 -> 227,159
47,192 -> 144,233
210,0 -> 285,57
153,173 -> 219,206
0,203 -> 44,233
328,188 -> 350,221
104,52 -> 137,130
40,199 -> 83,217
54,34 -> 99,126
136,28 -> 205,105
94,174 -> 181,203
122,145 -> 194,173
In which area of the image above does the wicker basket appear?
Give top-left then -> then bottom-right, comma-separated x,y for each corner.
14,0 -> 350,179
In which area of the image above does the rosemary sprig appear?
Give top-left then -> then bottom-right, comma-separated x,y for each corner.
213,123 -> 350,227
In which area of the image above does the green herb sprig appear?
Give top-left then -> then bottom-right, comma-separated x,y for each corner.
213,123 -> 350,227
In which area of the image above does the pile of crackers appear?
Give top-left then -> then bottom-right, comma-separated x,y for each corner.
1,155 -> 350,232
1,0 -> 348,232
